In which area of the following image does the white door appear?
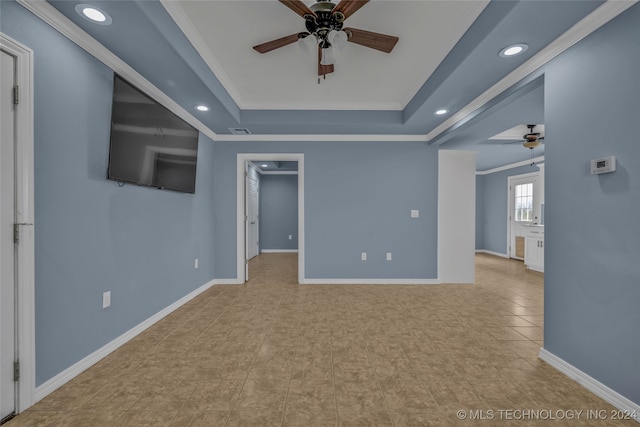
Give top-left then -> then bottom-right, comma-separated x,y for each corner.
1,48 -> 17,422
508,174 -> 539,259
246,172 -> 259,261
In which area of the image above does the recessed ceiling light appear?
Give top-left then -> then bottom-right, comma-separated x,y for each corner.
261,164 -> 269,168
75,4 -> 112,25
435,109 -> 449,116
194,104 -> 210,112
499,43 -> 528,58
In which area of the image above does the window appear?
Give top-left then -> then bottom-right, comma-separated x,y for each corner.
514,183 -> 533,222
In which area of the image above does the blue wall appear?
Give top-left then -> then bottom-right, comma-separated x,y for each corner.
476,164 -> 540,254
213,141 -> 439,280
543,3 -> 640,404
2,2 -> 216,386
260,174 -> 298,251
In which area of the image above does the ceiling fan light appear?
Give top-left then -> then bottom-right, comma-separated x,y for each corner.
320,47 -> 335,66
298,34 -> 315,53
329,30 -> 348,50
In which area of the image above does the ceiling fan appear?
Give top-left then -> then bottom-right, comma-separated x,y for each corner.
252,0 -> 399,77
518,124 -> 545,149
504,124 -> 544,165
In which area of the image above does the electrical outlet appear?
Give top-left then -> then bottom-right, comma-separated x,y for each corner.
386,252 -> 392,261
194,258 -> 199,269
102,291 -> 111,309
288,235 -> 292,240
361,252 -> 367,261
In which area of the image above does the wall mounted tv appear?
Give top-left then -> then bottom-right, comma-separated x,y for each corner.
108,74 -> 199,194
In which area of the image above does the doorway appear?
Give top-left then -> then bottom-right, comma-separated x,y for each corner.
507,171 -> 542,259
1,46 -> 18,424
237,154 -> 304,284
245,164 -> 260,261
0,34 -> 35,418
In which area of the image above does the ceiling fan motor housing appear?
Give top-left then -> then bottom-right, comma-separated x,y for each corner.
305,0 -> 345,48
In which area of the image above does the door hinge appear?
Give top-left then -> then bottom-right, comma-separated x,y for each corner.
14,360 -> 20,382
13,85 -> 19,105
14,223 -> 19,244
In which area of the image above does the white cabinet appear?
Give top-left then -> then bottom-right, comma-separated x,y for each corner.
524,227 -> 544,272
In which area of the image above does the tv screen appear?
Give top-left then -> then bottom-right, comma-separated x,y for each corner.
108,74 -> 199,193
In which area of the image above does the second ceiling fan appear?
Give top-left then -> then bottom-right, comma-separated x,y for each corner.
253,0 -> 399,77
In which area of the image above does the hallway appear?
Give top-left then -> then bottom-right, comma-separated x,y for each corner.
7,253 -> 631,426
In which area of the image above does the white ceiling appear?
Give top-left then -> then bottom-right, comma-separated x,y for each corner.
162,0 -> 489,111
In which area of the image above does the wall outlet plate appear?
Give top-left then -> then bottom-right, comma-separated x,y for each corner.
102,291 -> 111,309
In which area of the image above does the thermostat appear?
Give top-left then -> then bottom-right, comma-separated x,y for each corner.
590,156 -> 616,175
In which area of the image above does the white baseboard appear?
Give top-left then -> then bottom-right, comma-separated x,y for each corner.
211,278 -> 244,285
475,249 -> 509,258
34,279 -> 216,402
301,278 -> 440,285
260,249 -> 298,253
539,348 -> 640,423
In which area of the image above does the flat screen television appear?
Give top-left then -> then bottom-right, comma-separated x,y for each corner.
107,74 -> 199,193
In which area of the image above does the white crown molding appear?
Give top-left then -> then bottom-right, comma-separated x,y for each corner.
426,0 -> 638,143
159,0 -> 245,110
476,156 -> 544,175
15,0 -> 219,143
215,134 -> 429,142
539,348 -> 640,424
260,171 -> 299,175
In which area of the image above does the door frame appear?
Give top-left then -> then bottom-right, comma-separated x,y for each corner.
236,153 -> 304,284
507,171 -> 540,259
0,33 -> 35,413
245,163 -> 260,263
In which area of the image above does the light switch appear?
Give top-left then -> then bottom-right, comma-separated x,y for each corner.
411,210 -> 419,218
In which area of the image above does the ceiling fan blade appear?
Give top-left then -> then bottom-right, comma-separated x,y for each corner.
253,33 -> 300,54
279,0 -> 315,17
318,46 -> 334,76
344,27 -> 399,53
332,0 -> 369,19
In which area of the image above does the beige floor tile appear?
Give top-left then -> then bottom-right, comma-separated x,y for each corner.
235,379 -> 289,411
285,379 -> 336,413
116,410 -> 180,426
336,411 -> 394,426
8,253 -> 629,427
174,410 -> 230,427
334,381 -> 387,412
282,410 -> 337,427
225,409 -> 285,427
184,378 -> 244,411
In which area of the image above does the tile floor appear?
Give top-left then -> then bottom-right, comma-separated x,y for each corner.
6,253 -> 635,426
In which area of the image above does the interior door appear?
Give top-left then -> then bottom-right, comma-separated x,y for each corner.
246,171 -> 260,261
1,48 -> 17,423
508,174 -> 538,259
